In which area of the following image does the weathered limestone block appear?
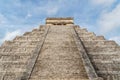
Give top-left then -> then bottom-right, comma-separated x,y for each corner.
104,40 -> 118,46
76,27 -> 88,33
0,61 -> 26,70
0,47 -> 6,52
80,36 -> 105,41
39,27 -> 46,31
2,47 -> 13,52
23,32 -> 31,36
0,52 -> 31,57
74,25 -> 80,28
82,41 -> 117,46
89,54 -> 119,60
1,72 -> 22,80
80,37 -> 96,41
88,51 -> 120,56
1,41 -> 14,46
79,32 -> 96,36
13,41 -> 28,46
39,25 -> 46,28
96,36 -> 105,40
23,44 -> 37,48
28,41 -> 38,45
0,47 -> 35,54
85,46 -> 120,52
31,30 -> 44,34
39,25 -> 44,28
16,47 -> 34,52
32,28 -> 39,32
1,55 -> 30,61
14,36 -> 23,40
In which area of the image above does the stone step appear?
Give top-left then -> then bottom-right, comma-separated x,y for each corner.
92,59 -> 120,63
92,64 -> 120,74
14,29 -> 45,40
1,41 -> 21,47
23,34 -> 44,37
0,52 -> 32,56
88,51 -> 120,55
82,40 -> 118,46
92,59 -> 120,64
0,66 -> 26,73
78,33 -> 96,38
75,27 -> 88,33
0,61 -> 27,71
97,71 -> 120,75
97,71 -> 120,80
0,54 -> 32,62
32,28 -> 40,32
13,39 -> 41,42
84,44 -> 117,47
0,46 -> 36,50
31,30 -> 45,34
89,54 -> 120,60
2,44 -> 37,47
39,25 -> 46,30
16,36 -> 43,40
23,26 -> 45,37
30,32 -> 45,36
23,32 -> 31,36
78,32 -> 95,35
85,46 -> 120,52
0,47 -> 35,53
1,41 -> 15,46
80,36 -> 105,41
12,40 -> 39,44
0,55 -> 31,61
0,72 -> 24,80
95,36 -> 105,40
13,36 -> 42,41
92,60 -> 120,69
96,73 -> 120,80
74,25 -> 80,28
29,26 -> 89,80
1,41 -> 35,48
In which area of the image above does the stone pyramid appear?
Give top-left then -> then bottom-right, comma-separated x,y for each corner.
0,17 -> 120,80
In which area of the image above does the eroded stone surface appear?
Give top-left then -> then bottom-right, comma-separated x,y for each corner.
0,18 -> 120,80
29,26 -> 89,80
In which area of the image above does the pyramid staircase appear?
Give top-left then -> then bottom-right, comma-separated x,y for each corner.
0,18 -> 120,80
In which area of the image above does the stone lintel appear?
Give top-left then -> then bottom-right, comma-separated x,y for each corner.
46,17 -> 74,25
46,17 -> 73,20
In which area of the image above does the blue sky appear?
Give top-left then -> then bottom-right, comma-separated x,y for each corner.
0,0 -> 120,45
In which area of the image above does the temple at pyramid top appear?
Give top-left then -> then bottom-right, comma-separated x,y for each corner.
46,17 -> 74,25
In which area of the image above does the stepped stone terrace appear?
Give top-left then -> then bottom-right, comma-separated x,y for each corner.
0,17 -> 120,80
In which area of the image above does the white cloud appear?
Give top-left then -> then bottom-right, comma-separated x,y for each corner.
91,0 -> 116,6
28,1 -> 60,16
109,36 -> 120,45
34,6 -> 59,16
0,30 -> 22,43
98,4 -> 120,34
46,7 -> 59,16
27,13 -> 32,18
0,13 -> 7,24
25,13 -> 32,19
